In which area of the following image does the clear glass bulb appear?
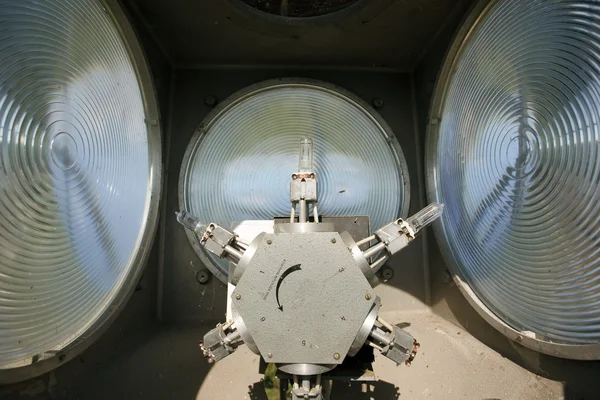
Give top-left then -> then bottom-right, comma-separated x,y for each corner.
298,137 -> 313,172
176,210 -> 207,234
405,203 -> 444,234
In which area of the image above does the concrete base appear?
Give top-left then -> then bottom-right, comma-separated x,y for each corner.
2,311 -> 588,400
195,311 -> 561,400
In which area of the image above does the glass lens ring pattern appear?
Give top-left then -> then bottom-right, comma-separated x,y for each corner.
180,80 -> 410,282
0,0 -> 160,368
428,0 -> 600,346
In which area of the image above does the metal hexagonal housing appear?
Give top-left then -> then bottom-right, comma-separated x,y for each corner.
232,232 -> 375,364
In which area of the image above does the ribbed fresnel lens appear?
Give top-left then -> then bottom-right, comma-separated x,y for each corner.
0,0 -> 160,368
180,81 -> 409,281
428,0 -> 600,345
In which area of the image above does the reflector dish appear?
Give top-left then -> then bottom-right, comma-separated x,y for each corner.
0,0 -> 161,374
180,79 -> 409,282
428,0 -> 600,358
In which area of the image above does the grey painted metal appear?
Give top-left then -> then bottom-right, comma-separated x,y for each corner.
275,216 -> 377,286
274,216 -> 371,249
427,0 -> 600,358
0,0 -> 162,381
232,232 -> 376,364
274,222 -> 336,234
179,78 -> 410,283
348,299 -> 380,357
126,0 -> 466,71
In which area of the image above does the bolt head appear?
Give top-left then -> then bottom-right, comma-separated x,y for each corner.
333,352 -> 341,360
196,270 -> 210,284
204,95 -> 218,108
381,267 -> 394,281
372,97 -> 384,109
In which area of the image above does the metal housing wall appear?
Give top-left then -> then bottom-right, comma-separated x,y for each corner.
3,0 -> 600,399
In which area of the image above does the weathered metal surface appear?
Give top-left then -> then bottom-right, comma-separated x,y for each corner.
130,0 -> 469,70
232,232 -> 375,364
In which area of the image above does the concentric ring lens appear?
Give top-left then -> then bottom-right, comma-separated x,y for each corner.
0,0 -> 161,369
428,0 -> 600,348
180,79 -> 409,282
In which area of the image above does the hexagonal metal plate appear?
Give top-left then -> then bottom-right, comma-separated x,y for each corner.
232,232 -> 375,364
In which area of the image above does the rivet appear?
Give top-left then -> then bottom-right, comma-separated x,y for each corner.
235,294 -> 241,300
365,293 -> 372,300
333,353 -> 341,360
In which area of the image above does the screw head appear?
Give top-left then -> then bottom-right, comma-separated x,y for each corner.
333,353 -> 341,360
204,95 -> 218,108
196,270 -> 209,284
365,293 -> 372,300
235,294 -> 241,300
266,239 -> 273,245
372,97 -> 384,109
331,238 -> 337,244
267,353 -> 273,358
381,267 -> 394,281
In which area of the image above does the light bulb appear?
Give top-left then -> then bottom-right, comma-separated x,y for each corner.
405,203 -> 444,234
298,137 -> 314,172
